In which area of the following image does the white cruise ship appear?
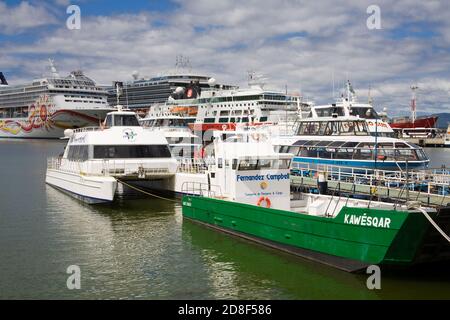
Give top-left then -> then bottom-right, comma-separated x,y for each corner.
106,56 -> 236,112
0,60 -> 114,139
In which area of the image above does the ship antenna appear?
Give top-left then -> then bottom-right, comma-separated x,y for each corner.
48,58 -> 60,77
411,84 -> 418,124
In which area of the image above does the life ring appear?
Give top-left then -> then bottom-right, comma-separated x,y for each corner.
257,196 -> 271,208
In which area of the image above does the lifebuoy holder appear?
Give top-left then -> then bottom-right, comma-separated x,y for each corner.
257,196 -> 271,208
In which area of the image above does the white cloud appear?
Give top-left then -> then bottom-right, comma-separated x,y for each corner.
2,0 -> 450,116
0,1 -> 57,34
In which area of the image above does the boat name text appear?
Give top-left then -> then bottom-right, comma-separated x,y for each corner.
344,214 -> 391,228
236,173 -> 289,182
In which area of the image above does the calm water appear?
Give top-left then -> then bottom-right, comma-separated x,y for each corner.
0,140 -> 449,299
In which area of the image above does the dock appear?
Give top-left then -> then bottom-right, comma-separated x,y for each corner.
403,136 -> 446,147
290,162 -> 450,207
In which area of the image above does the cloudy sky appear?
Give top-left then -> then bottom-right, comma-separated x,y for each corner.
1,0 -> 450,115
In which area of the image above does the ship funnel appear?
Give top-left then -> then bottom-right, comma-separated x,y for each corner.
0,72 -> 8,85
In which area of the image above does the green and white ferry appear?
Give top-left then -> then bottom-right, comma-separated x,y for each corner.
179,130 -> 450,272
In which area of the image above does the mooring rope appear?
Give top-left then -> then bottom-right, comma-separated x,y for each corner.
116,179 -> 180,203
415,206 -> 450,243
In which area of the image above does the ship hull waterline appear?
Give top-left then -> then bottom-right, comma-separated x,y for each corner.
182,196 -> 450,272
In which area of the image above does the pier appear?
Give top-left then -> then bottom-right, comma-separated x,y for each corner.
290,162 -> 450,207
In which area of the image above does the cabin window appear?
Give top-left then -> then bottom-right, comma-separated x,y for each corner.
219,117 -> 229,123
293,140 -> 308,146
272,159 -> 291,169
335,148 -> 354,159
238,159 -> 257,170
287,146 -> 300,156
93,145 -> 172,159
260,116 -> 268,122
105,115 -> 113,127
279,146 -> 289,153
316,141 -> 332,147
204,118 -> 215,123
67,145 -> 89,161
232,159 -> 238,170
113,115 -> 140,126
218,158 -> 223,168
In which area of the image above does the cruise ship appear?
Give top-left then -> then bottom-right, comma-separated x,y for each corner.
107,56 -> 236,111
0,60 -> 114,138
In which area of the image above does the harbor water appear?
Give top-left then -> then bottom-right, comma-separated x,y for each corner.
0,140 -> 449,299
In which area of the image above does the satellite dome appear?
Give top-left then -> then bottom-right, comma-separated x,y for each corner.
132,70 -> 139,80
64,129 -> 74,138
208,78 -> 217,86
175,87 -> 185,94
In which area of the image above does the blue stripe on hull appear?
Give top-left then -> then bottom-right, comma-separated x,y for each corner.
293,157 -> 428,170
46,183 -> 113,204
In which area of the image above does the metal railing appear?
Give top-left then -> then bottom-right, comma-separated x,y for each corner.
181,181 -> 223,198
47,157 -> 172,178
291,161 -> 450,197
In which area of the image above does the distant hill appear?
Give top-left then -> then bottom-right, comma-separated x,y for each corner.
432,113 -> 450,129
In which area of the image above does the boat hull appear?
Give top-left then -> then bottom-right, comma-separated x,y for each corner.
182,196 -> 450,271
390,116 -> 438,129
46,169 -> 117,204
0,108 -> 112,139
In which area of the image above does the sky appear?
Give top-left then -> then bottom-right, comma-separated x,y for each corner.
1,0 -> 450,116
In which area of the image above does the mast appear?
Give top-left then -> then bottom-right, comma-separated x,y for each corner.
410,85 -> 418,124
48,59 -> 60,78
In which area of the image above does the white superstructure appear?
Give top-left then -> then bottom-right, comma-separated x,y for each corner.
45,109 -> 178,203
0,60 -> 113,138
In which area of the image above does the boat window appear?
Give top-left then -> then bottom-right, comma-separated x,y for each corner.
67,145 -> 89,161
349,107 -> 379,119
316,141 -> 333,147
279,145 -> 290,153
353,146 -> 373,160
238,159 -> 258,170
394,142 -> 409,149
329,141 -> 345,147
93,145 -> 172,159
272,159 -> 291,169
335,148 -> 354,159
242,117 -> 249,122
232,159 -> 238,170
341,142 -> 359,148
114,115 -> 140,126
287,146 -> 300,156
219,117 -> 229,123
293,140 -> 308,146
105,115 -> 113,127
218,158 -> 223,168
299,147 -> 318,158
395,149 -> 419,161
260,116 -> 268,122
204,118 -> 215,123
304,140 -> 319,146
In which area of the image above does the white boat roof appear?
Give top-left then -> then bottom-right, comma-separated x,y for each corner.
68,126 -> 169,146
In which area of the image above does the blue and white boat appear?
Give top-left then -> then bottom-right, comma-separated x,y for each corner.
273,117 -> 429,170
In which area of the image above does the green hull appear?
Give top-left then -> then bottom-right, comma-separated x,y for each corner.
182,196 -> 447,272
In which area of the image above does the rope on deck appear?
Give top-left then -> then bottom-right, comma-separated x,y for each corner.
415,206 -> 450,243
116,179 -> 180,203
